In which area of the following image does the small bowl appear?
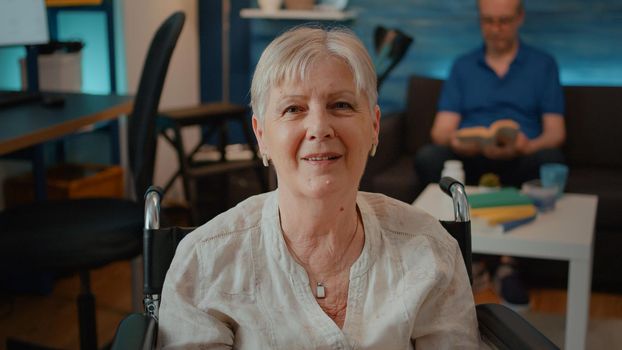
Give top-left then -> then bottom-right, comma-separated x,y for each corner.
521,179 -> 558,212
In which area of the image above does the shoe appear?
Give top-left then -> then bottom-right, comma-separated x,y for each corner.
494,264 -> 530,313
471,261 -> 491,293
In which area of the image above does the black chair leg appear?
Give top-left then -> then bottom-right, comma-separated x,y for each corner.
5,271 -> 99,350
78,270 -> 97,350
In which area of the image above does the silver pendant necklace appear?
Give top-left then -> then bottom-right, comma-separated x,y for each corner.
316,282 -> 326,299
282,210 -> 360,300
312,215 -> 360,299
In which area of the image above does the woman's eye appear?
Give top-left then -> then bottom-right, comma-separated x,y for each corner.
333,101 -> 353,110
284,105 -> 303,114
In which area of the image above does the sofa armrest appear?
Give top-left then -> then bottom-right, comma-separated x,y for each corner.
111,313 -> 157,350
476,303 -> 559,349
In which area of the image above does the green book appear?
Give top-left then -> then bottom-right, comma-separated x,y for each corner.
468,188 -> 533,208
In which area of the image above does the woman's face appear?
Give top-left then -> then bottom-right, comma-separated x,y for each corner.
253,56 -> 380,199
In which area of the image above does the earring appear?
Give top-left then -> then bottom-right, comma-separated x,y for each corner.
370,143 -> 378,157
262,153 -> 269,167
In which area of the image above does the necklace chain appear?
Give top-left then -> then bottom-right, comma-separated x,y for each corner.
284,212 -> 360,299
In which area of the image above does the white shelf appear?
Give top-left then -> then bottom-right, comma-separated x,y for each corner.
240,8 -> 357,21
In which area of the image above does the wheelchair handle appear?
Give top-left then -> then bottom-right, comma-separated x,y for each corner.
439,177 -> 470,222
144,186 -> 163,230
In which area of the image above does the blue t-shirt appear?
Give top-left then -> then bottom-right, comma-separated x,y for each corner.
438,42 -> 564,139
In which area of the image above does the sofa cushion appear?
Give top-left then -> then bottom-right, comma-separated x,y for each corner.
563,85 -> 622,168
361,113 -> 405,193
367,113 -> 403,174
367,155 -> 418,203
403,76 -> 443,155
565,167 -> 622,230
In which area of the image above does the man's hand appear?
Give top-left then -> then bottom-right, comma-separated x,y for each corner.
450,136 -> 482,157
482,132 -> 529,160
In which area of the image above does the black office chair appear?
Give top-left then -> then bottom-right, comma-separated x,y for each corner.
0,11 -> 185,350
111,178 -> 558,349
373,26 -> 413,90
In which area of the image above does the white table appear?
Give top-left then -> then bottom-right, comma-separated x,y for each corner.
413,184 -> 598,350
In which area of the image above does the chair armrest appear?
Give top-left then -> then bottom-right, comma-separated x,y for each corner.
111,313 -> 158,350
476,303 -> 559,350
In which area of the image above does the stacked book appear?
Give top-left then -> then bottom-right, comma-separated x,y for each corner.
468,188 -> 537,232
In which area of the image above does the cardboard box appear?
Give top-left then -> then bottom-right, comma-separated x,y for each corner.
3,163 -> 124,208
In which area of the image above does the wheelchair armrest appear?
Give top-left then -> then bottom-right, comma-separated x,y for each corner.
476,303 -> 559,350
111,313 -> 158,350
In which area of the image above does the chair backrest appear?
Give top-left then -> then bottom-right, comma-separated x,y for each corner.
128,12 -> 185,199
373,26 -> 413,90
144,225 -> 193,295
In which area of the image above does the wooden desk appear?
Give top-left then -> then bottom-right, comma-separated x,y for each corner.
0,92 -> 133,199
0,92 -> 132,155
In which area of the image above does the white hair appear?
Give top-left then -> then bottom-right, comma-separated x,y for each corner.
250,26 -> 377,123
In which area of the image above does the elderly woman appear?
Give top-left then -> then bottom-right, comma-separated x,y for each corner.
159,26 -> 479,348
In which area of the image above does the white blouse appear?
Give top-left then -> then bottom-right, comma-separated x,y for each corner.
158,190 -> 480,349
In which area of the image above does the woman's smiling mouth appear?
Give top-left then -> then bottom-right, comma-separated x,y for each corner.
301,153 -> 342,162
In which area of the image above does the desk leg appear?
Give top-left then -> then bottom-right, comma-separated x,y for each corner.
109,119 -> 120,164
565,257 -> 592,350
32,144 -> 47,201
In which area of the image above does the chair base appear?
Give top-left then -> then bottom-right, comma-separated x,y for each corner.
5,270 -> 103,350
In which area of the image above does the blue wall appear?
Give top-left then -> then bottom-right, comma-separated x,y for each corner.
55,11 -> 111,94
0,47 -> 24,90
246,0 -> 622,113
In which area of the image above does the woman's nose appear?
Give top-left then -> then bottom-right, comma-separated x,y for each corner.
306,108 -> 335,140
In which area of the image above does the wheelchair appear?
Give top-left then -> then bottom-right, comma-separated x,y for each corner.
111,178 -> 558,349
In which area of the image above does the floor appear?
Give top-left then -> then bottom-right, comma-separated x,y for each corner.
0,261 -> 133,350
1,260 -> 622,350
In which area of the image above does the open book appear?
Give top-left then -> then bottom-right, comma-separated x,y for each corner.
455,119 -> 520,146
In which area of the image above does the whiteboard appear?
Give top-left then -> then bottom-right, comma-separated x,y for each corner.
0,0 -> 49,47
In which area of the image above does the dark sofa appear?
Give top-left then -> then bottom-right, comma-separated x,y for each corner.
360,75 -> 622,292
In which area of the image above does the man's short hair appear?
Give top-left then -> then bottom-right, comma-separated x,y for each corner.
477,0 -> 524,14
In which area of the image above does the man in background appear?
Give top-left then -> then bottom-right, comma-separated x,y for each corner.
415,0 -> 566,310
415,0 -> 565,188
